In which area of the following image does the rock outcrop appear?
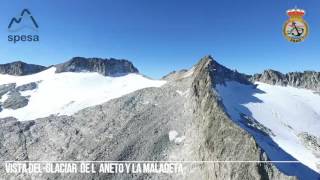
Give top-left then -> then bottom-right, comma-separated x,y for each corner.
0,82 -> 38,111
0,61 -> 46,76
2,91 -> 29,110
55,57 -> 139,76
251,69 -> 320,91
0,56 -> 297,179
0,84 -> 15,98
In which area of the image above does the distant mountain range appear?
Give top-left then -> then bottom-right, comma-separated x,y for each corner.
0,57 -> 138,76
0,56 -> 320,179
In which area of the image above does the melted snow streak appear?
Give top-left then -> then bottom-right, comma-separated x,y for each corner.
0,67 -> 166,121
216,81 -> 320,179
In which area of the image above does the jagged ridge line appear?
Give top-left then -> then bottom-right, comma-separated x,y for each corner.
8,9 -> 39,29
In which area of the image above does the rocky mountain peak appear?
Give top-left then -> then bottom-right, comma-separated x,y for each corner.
54,57 -> 139,76
193,55 -> 251,86
0,61 -> 46,76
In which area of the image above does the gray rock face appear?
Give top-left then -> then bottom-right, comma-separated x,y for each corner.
251,69 -> 320,91
0,61 -> 46,76
2,91 -> 29,110
55,57 -> 139,76
16,82 -> 38,92
190,56 -> 296,180
0,83 -> 15,99
0,82 -> 38,110
0,56 -> 297,180
0,84 -> 15,112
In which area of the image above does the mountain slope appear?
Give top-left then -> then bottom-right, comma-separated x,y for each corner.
0,56 -> 296,179
0,67 -> 164,121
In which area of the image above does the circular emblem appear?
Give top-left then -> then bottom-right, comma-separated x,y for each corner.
283,8 -> 309,43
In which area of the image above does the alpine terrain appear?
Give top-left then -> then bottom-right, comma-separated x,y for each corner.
0,56 -> 319,180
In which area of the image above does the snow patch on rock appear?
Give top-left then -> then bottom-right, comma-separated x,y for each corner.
169,130 -> 185,144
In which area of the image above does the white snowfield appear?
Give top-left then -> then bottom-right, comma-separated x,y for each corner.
216,81 -> 320,173
0,67 -> 166,121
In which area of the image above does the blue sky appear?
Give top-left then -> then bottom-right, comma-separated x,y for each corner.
0,0 -> 319,78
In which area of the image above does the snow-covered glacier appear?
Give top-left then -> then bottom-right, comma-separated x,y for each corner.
216,81 -> 320,178
0,67 -> 165,121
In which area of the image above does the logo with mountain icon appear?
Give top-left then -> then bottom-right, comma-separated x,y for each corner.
8,9 -> 39,32
7,9 -> 40,43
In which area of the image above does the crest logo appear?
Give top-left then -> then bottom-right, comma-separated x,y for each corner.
283,8 -> 308,43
